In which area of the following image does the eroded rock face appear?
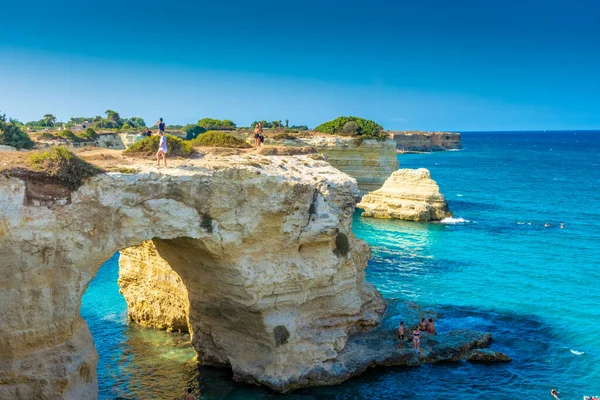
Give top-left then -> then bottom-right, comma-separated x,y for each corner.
392,131 -> 462,152
266,136 -> 399,193
357,168 -> 452,221
0,155 -> 386,398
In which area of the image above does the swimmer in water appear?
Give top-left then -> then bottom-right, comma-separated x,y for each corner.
545,223 -> 550,228
551,389 -> 560,399
560,222 -> 565,229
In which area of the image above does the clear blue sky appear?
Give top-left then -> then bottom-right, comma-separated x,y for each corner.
1,0 -> 599,131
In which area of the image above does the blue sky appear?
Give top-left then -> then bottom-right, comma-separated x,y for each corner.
1,0 -> 599,130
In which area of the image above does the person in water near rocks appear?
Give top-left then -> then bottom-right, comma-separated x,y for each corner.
419,318 -> 427,331
550,389 -> 560,399
412,327 -> 421,354
397,321 -> 405,344
157,131 -> 167,167
183,388 -> 196,400
427,318 -> 436,334
155,117 -> 166,134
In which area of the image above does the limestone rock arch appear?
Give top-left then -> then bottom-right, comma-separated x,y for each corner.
0,157 -> 385,399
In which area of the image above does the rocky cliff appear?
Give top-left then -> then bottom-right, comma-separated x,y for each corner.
266,136 -> 399,193
0,155 -> 387,398
357,168 -> 452,221
391,131 -> 462,152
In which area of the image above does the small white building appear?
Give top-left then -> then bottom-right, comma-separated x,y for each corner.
71,121 -> 92,131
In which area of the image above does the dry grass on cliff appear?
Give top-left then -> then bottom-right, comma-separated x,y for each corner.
1,146 -> 102,190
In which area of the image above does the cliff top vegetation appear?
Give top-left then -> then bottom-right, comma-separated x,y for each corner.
314,116 -> 386,143
0,112 -> 35,149
191,131 -> 251,148
124,135 -> 195,157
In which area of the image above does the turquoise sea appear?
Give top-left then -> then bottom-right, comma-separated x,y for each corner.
82,131 -> 600,399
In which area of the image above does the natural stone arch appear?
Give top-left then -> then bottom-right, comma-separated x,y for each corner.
0,157 -> 386,399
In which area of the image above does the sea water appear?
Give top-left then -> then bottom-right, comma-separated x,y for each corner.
82,131 -> 600,399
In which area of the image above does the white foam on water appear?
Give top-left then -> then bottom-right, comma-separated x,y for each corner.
456,194 -> 464,197
570,349 -> 585,355
440,217 -> 470,224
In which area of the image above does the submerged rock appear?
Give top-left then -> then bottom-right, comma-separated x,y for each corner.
467,348 -> 512,363
357,168 -> 452,221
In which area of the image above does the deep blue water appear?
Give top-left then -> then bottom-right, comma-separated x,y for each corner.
82,131 -> 600,399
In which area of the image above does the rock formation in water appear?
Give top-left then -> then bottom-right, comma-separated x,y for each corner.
357,168 -> 452,221
266,136 -> 399,193
0,155 -> 387,398
0,153 -> 493,399
391,131 -> 462,152
467,348 -> 511,363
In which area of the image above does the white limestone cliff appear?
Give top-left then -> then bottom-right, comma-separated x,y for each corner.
0,155 -> 386,398
357,168 -> 452,221
266,136 -> 399,193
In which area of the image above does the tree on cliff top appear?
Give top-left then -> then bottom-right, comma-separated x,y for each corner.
314,116 -> 385,141
197,118 -> 236,130
0,112 -> 35,149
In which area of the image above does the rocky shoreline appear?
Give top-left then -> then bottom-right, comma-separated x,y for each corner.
0,150 -> 501,398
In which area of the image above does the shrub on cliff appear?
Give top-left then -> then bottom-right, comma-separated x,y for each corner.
197,118 -> 237,131
125,134 -> 195,157
28,146 -> 102,190
272,133 -> 298,141
57,130 -> 82,142
78,128 -> 98,141
183,124 -> 206,140
315,116 -> 385,141
0,114 -> 35,149
191,131 -> 251,148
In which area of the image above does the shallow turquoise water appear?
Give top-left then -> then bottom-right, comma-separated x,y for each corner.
82,131 -> 600,399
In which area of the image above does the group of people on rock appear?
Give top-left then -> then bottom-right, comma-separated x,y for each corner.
397,317 -> 436,354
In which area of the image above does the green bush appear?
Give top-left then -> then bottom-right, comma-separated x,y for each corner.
183,124 -> 206,140
314,116 -> 385,140
341,121 -> 361,136
197,118 -> 236,130
334,232 -> 350,257
125,134 -> 195,157
273,133 -> 298,141
78,128 -> 98,141
29,146 -> 102,190
57,130 -> 81,142
191,131 -> 251,148
40,132 -> 59,140
0,117 -> 35,149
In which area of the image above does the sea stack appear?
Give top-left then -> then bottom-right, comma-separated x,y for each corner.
357,168 -> 452,221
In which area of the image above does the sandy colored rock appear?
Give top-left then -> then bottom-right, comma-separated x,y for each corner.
0,145 -> 17,152
391,131 -> 462,152
119,242 -> 190,332
0,154 -> 386,398
266,136 -> 399,193
357,168 -> 452,221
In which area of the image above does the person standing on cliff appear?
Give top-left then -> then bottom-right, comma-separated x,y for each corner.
157,131 -> 167,167
155,117 -> 166,134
